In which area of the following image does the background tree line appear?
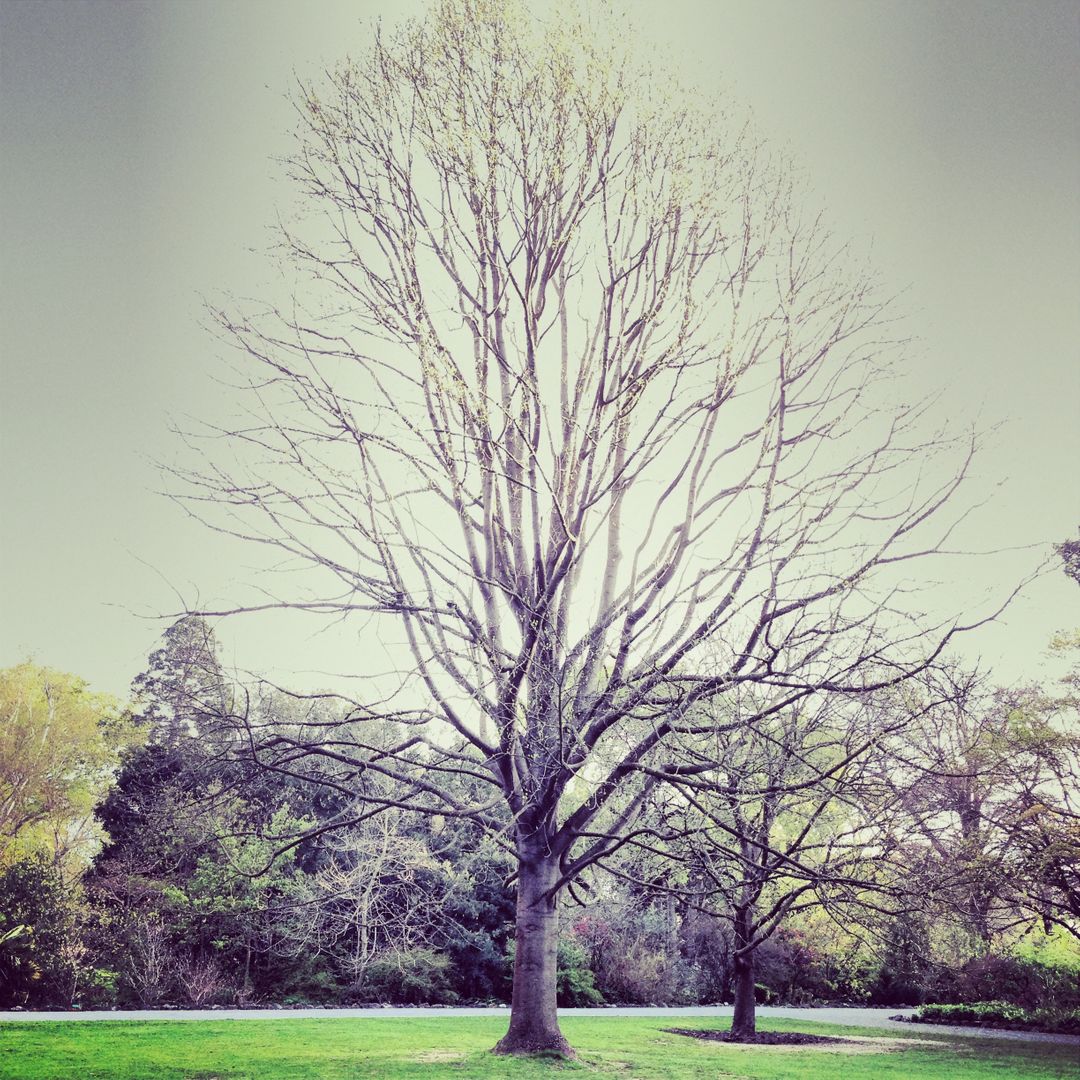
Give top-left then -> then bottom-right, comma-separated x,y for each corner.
2,610 -> 1076,1015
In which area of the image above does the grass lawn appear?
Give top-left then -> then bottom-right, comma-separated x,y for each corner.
1,1015 -> 1077,1080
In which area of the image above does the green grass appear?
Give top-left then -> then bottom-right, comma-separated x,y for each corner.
0,1015 -> 1077,1080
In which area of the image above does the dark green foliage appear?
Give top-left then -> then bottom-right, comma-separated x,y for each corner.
438,877 -> 514,1000
429,824 -> 514,1001
556,939 -> 603,1006
0,854 -> 76,1006
94,743 -> 201,869
251,949 -> 336,1006
870,913 -> 933,1006
275,967 -> 341,1006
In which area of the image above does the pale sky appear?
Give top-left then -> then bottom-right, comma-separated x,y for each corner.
1,0 -> 1078,698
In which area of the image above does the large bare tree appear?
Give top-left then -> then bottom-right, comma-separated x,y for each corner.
178,0 -> 1000,1054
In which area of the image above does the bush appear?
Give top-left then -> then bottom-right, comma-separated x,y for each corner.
869,913 -> 931,1006
435,840 -> 515,1001
503,936 -> 604,1007
678,912 -> 733,1003
272,962 -> 341,1006
361,948 -> 458,1005
569,912 -> 683,1004
928,953 -> 1080,1010
913,1000 -> 1080,1035
0,854 -> 79,1007
177,955 -> 231,1006
951,956 -> 1044,1008
753,925 -> 875,1005
918,1000 -> 1027,1025
77,968 -> 120,1009
556,939 -> 603,1006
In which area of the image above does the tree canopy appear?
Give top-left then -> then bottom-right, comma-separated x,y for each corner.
0,663 -> 138,876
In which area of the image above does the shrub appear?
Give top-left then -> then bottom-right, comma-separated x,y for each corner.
177,955 -> 230,1006
569,912 -> 683,1004
869,913 -> 931,1006
361,948 -> 458,1005
913,1000 -> 1080,1035
0,854 -> 79,1007
556,939 -> 603,1006
953,956 -> 1048,1008
271,962 -> 341,1006
927,953 -> 1080,1010
77,968 -> 120,1009
115,914 -> 177,1007
753,925 -> 876,1005
678,912 -> 733,1003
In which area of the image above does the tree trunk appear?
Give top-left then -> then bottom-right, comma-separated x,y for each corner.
493,839 -> 573,1057
730,907 -> 756,1040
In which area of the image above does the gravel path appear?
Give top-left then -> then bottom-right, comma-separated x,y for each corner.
1,1005 -> 1077,1044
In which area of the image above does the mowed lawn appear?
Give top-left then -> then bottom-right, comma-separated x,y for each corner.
1,1015 -> 1077,1080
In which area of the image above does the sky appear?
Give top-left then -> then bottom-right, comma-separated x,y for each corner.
1,0 -> 1078,699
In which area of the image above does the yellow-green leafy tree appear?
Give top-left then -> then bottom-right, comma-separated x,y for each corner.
0,663 -> 140,877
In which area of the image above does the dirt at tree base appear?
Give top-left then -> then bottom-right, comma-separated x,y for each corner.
665,1028 -> 862,1047
663,1029 -> 946,1054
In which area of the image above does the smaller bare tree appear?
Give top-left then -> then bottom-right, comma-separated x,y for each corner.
273,811 -> 451,994
123,915 -> 176,1008
634,679 -> 935,1039
177,954 -> 229,1007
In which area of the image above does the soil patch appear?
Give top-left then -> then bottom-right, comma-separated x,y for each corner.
665,1028 -> 851,1047
663,1029 -> 938,1054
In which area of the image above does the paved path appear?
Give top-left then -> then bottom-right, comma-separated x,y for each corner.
1,1005 -> 1077,1045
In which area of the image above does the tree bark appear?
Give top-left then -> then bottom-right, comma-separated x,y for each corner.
730,907 -> 757,1039
493,838 -> 573,1056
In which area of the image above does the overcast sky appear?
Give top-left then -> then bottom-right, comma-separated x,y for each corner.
1,0 -> 1077,698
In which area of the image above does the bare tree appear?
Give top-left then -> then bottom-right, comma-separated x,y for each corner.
176,954 -> 229,1008
632,679 -> 928,1038
123,915 -> 175,1008
177,0 -> 1002,1054
273,811 -> 450,989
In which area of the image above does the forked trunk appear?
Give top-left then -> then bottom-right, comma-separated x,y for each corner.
493,840 -> 573,1057
730,907 -> 756,1039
